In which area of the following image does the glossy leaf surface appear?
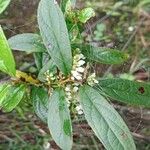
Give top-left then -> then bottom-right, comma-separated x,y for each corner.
0,26 -> 16,76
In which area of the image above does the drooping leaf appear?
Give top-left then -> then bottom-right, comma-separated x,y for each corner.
79,85 -> 136,150
77,7 -> 95,23
31,86 -> 48,122
0,0 -> 10,14
0,26 -> 16,76
81,45 -> 129,64
48,88 -> 72,150
96,78 -> 150,107
8,33 -> 45,53
38,59 -> 57,82
1,84 -> 26,112
38,0 -> 72,75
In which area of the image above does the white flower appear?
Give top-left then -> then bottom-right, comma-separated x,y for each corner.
71,70 -> 82,80
49,73 -> 54,77
128,26 -> 134,32
67,103 -> 71,107
76,67 -> 85,73
71,76 -> 75,80
91,73 -> 96,78
71,52 -> 86,81
76,105 -> 82,111
94,79 -> 99,84
67,95 -> 72,100
71,70 -> 80,77
75,75 -> 82,80
66,98 -> 71,107
87,73 -> 98,86
43,142 -> 50,150
77,60 -> 85,66
79,54 -> 85,59
73,83 -> 80,86
74,54 -> 80,61
51,77 -> 56,81
54,0 -> 58,5
65,85 -> 71,92
76,105 -> 83,115
73,86 -> 79,93
66,92 -> 71,96
78,110 -> 84,115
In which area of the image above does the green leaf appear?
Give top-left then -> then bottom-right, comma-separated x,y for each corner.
8,33 -> 45,53
79,85 -> 136,150
96,78 -> 150,107
77,7 -> 95,23
34,52 -> 51,72
0,0 -> 10,14
42,52 -> 51,66
60,0 -> 69,13
69,24 -> 79,42
81,45 -> 129,64
38,0 -> 72,75
1,84 -> 26,112
33,53 -> 43,71
0,26 -> 16,76
31,86 -> 48,122
60,0 -> 76,13
38,59 -> 57,82
48,88 -> 72,150
0,83 -> 11,105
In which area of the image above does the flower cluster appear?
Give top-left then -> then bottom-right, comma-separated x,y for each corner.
44,70 -> 56,84
44,49 -> 98,116
87,73 -> 99,86
65,83 -> 83,115
64,50 -> 87,115
64,51 -> 99,115
71,50 -> 86,81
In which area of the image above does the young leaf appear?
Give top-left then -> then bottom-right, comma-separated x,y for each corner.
77,8 -> 95,23
96,78 -> 150,107
0,0 -> 10,14
79,85 -> 136,150
81,45 -> 129,64
31,86 -> 48,123
38,59 -> 57,82
1,84 -> 26,112
8,33 -> 45,53
48,88 -> 72,150
0,26 -> 16,76
60,0 -> 76,13
38,0 -> 72,75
